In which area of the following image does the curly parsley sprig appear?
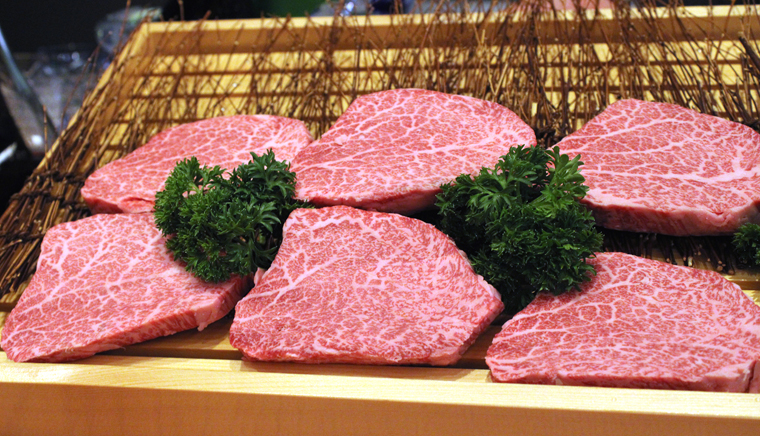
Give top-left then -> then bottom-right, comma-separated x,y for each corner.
154,150 -> 308,283
436,145 -> 602,314
733,223 -> 760,268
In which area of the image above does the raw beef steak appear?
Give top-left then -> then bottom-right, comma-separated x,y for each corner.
486,252 -> 760,392
82,115 -> 312,214
556,99 -> 760,235
291,89 -> 536,214
230,206 -> 504,365
1,214 -> 252,363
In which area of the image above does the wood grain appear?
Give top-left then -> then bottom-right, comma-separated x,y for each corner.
1,353 -> 759,436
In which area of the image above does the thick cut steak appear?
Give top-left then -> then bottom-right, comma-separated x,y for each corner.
291,89 -> 536,214
1,214 -> 251,363
557,99 -> 760,235
486,252 -> 760,392
82,115 -> 312,214
230,206 -> 504,365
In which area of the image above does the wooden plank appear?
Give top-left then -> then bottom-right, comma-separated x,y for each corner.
103,318 -> 242,361
727,276 -> 760,294
7,353 -> 490,382
0,353 -> 758,436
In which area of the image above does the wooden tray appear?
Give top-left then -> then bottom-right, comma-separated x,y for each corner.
1,4 -> 760,435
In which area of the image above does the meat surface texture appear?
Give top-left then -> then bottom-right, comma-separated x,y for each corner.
486,252 -> 760,392
1,214 -> 251,363
291,89 -> 536,214
82,115 -> 313,214
230,206 -> 504,365
556,99 -> 760,235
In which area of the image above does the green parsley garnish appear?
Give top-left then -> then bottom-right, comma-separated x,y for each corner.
436,145 -> 603,314
733,223 -> 760,267
154,150 -> 308,283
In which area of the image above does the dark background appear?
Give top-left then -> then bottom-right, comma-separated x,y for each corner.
1,1 -> 156,53
0,1 -> 324,53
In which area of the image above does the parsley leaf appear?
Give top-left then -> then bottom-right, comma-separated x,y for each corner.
154,150 -> 308,283
436,145 -> 603,314
733,223 -> 760,267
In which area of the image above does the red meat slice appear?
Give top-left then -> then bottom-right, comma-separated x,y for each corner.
291,89 -> 536,214
1,214 -> 252,363
230,206 -> 504,365
82,115 -> 312,214
486,252 -> 760,392
556,99 -> 760,235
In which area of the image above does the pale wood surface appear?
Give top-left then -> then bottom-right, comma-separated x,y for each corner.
1,352 -> 759,436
